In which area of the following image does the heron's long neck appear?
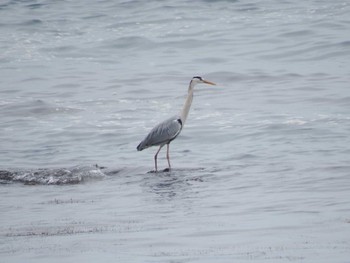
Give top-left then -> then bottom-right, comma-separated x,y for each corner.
180,82 -> 195,125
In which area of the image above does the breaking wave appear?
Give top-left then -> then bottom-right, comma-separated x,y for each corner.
0,165 -> 110,185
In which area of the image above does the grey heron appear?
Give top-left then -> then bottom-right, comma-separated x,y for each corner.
137,76 -> 216,172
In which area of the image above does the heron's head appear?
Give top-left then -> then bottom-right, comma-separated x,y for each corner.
191,76 -> 216,86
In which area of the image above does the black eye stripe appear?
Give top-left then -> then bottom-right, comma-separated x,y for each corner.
193,76 -> 203,81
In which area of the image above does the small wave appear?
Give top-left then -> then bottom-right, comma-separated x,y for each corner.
0,166 -> 106,185
21,19 -> 43,26
284,119 -> 307,125
27,3 -> 46,9
103,36 -> 155,50
0,99 -> 82,117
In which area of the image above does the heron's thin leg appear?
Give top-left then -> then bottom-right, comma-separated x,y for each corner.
154,145 -> 163,172
166,143 -> 171,170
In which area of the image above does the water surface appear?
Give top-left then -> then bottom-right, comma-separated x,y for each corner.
1,0 -> 350,262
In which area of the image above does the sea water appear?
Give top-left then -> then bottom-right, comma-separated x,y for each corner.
1,0 -> 350,262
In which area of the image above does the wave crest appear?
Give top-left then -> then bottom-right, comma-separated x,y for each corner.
0,166 -> 106,185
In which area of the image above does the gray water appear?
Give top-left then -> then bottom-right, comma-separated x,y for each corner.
1,0 -> 350,262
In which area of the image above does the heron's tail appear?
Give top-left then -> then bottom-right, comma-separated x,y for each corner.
136,141 -> 145,151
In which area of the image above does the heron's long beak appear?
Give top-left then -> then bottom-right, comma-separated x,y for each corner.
203,80 -> 216,85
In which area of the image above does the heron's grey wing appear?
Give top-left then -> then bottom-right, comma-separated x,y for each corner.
137,116 -> 182,151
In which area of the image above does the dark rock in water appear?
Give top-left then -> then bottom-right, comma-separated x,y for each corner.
0,170 -> 14,181
0,171 -> 17,184
95,164 -> 106,170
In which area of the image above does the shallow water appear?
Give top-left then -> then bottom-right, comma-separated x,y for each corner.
1,0 -> 350,262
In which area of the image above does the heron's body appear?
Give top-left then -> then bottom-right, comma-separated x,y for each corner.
137,76 -> 216,172
136,116 -> 182,151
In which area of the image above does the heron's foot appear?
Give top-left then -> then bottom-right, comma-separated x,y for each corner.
147,168 -> 170,174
